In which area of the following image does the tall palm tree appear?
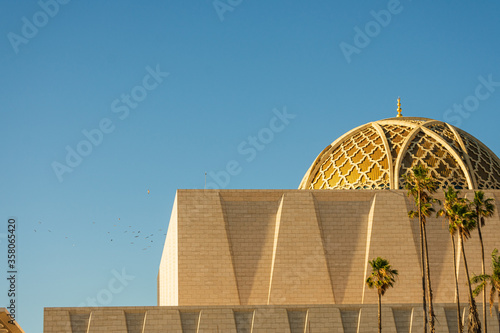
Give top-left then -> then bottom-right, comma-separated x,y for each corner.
366,257 -> 399,333
471,191 -> 495,333
437,187 -> 464,333
452,201 -> 481,333
404,164 -> 439,333
471,248 -> 500,333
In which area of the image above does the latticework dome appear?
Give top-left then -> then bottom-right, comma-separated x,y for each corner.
299,117 -> 500,190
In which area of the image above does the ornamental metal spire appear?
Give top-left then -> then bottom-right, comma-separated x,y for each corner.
396,97 -> 403,117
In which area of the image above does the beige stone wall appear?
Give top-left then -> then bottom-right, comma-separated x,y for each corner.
176,190 -> 241,306
158,189 -> 500,307
158,195 -> 179,306
43,304 -> 500,332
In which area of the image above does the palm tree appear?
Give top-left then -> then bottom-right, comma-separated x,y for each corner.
452,201 -> 481,333
437,187 -> 464,333
366,257 -> 399,333
471,191 -> 495,333
404,164 -> 439,333
471,248 -> 500,333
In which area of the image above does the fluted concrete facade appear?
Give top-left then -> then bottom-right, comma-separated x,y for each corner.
44,304 -> 500,332
158,189 -> 500,308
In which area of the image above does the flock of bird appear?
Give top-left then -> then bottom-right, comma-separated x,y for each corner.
34,219 -> 166,251
32,189 -> 167,251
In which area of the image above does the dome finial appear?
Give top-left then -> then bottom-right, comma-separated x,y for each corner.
396,97 -> 403,117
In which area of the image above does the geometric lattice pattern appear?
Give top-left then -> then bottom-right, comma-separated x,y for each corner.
300,117 -> 500,190
426,123 -> 463,155
310,126 -> 390,189
399,131 -> 468,189
380,124 -> 412,164
457,128 -> 500,189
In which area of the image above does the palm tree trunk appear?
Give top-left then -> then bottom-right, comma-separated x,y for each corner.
419,190 -> 428,333
477,214 -> 487,333
452,234 -> 463,333
458,233 -> 465,330
423,221 -> 436,332
496,295 -> 500,333
378,292 -> 382,333
459,232 -> 481,333
497,297 -> 499,333
497,300 -> 500,333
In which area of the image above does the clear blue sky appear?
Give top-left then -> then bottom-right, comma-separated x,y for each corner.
1,1 -> 500,332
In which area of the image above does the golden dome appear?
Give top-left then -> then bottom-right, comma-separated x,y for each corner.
299,117 -> 500,190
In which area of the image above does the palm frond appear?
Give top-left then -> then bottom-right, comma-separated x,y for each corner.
366,257 -> 398,297
472,281 -> 486,298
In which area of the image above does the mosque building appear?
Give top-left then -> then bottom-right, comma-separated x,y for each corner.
44,100 -> 500,332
